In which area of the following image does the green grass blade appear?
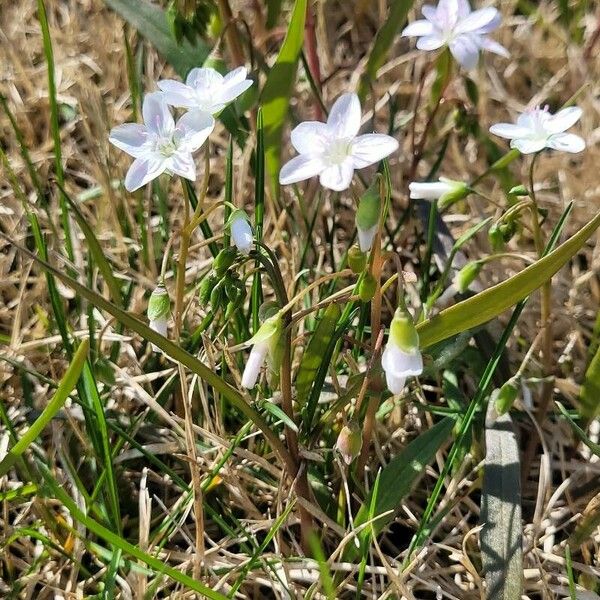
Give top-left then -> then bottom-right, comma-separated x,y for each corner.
260,0 -> 307,193
579,344 -> 600,422
0,339 -> 89,477
36,461 -> 229,600
251,108 -> 265,331
37,0 -> 74,263
223,138 -> 234,247
417,208 -> 600,349
480,404 -> 523,600
555,402 -> 600,458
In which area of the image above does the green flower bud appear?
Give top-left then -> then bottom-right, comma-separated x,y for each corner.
213,247 -> 237,277
455,260 -> 483,293
335,421 -> 363,465
147,284 -> 170,321
224,275 -> 245,304
358,272 -> 377,302
488,222 -> 505,251
210,282 -> 225,308
348,244 -> 367,274
437,180 -> 470,210
356,174 -> 382,232
508,185 -> 528,197
389,308 -> 419,352
198,273 -> 218,305
494,377 -> 519,415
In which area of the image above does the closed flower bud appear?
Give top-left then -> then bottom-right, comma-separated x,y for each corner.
348,244 -> 367,274
242,314 -> 283,389
335,421 -> 363,465
508,185 -> 528,197
147,284 -> 170,352
437,180 -> 470,210
228,210 -> 253,255
224,275 -> 245,304
355,175 -> 382,253
198,272 -> 218,305
210,282 -> 225,308
488,222 -> 505,251
455,260 -> 483,293
382,308 -> 423,395
409,178 -> 469,211
494,377 -> 519,415
358,272 -> 377,302
213,246 -> 238,277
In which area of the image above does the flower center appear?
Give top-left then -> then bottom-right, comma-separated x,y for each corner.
327,138 -> 351,165
158,139 -> 177,157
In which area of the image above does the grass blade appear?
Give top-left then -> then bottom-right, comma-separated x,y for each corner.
251,108 -> 265,330
0,339 -> 89,477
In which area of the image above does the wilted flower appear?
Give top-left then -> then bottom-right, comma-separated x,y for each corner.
401,0 -> 508,70
335,421 -> 363,465
279,93 -> 399,192
489,105 -> 585,154
158,66 -> 253,115
241,314 -> 283,389
381,309 -> 423,395
228,210 -> 254,255
147,283 -> 170,352
409,177 -> 469,209
109,93 -> 213,191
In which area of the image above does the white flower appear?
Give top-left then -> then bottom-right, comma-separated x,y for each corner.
158,66 -> 253,115
229,210 -> 253,255
381,309 -> 423,395
401,0 -> 508,70
409,178 -> 462,200
109,93 -> 213,192
241,315 -> 282,389
279,93 -> 399,192
489,105 -> 585,154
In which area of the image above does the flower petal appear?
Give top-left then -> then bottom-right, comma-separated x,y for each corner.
545,106 -> 582,135
327,93 -> 362,138
421,5 -> 438,22
279,154 -> 325,185
436,0 -> 461,29
186,67 -> 223,90
449,34 -> 480,69
489,122 -> 532,140
416,34 -> 446,51
290,121 -> 329,154
124,156 -> 165,192
174,109 -> 215,152
382,344 -> 423,377
217,66 -> 253,104
454,7 -> 500,34
157,80 -> 196,107
109,123 -> 149,158
142,92 -> 174,136
409,180 -> 453,200
357,224 -> 378,253
457,0 -> 472,18
401,19 -> 435,37
351,134 -> 399,168
546,132 -> 585,153
231,215 -> 253,254
319,160 -> 355,191
385,372 -> 407,395
241,341 -> 269,388
479,36 -> 510,57
167,153 -> 196,180
510,137 -> 548,154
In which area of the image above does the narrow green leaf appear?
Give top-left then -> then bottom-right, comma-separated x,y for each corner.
252,108 -> 265,331
345,417 -> 454,560
418,209 -> 600,349
556,402 -> 600,458
0,339 -> 89,477
103,0 -> 209,78
579,345 -> 600,422
358,0 -> 415,100
261,400 -> 299,433
296,303 -> 341,406
260,0 -> 307,193
480,403 -> 523,600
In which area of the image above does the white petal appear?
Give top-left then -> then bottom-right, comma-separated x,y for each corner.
409,180 -> 453,200
385,372 -> 406,395
217,66 -> 253,104
401,19 -> 435,37
157,80 -> 196,107
142,92 -> 174,136
149,317 -> 168,352
457,0 -> 472,18
167,153 -> 196,180
124,156 -> 165,192
231,216 -> 253,254
109,123 -> 149,158
290,121 -> 329,154
382,344 -> 423,378
449,34 -> 480,69
319,160 -> 355,191
357,224 -> 378,253
421,5 -> 438,22
489,122 -> 532,139
436,0 -> 461,29
545,107 -> 582,134
327,93 -> 362,139
241,341 -> 269,388
479,37 -> 510,57
279,154 -> 325,185
510,137 -> 548,154
546,132 -> 585,153
350,134 -> 399,169
454,7 -> 500,34
186,67 -> 223,90
174,109 -> 215,152
416,35 -> 446,51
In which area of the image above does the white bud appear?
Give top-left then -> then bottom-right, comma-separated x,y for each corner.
241,315 -> 283,389
149,317 -> 168,353
241,340 -> 269,389
230,211 -> 253,255
357,224 -> 378,253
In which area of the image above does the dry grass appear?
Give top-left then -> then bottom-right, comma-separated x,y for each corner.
1,0 -> 600,598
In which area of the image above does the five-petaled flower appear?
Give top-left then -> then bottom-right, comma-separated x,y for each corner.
489,105 -> 585,154
109,93 -> 213,191
401,0 -> 508,70
158,66 -> 253,117
279,93 -> 399,192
